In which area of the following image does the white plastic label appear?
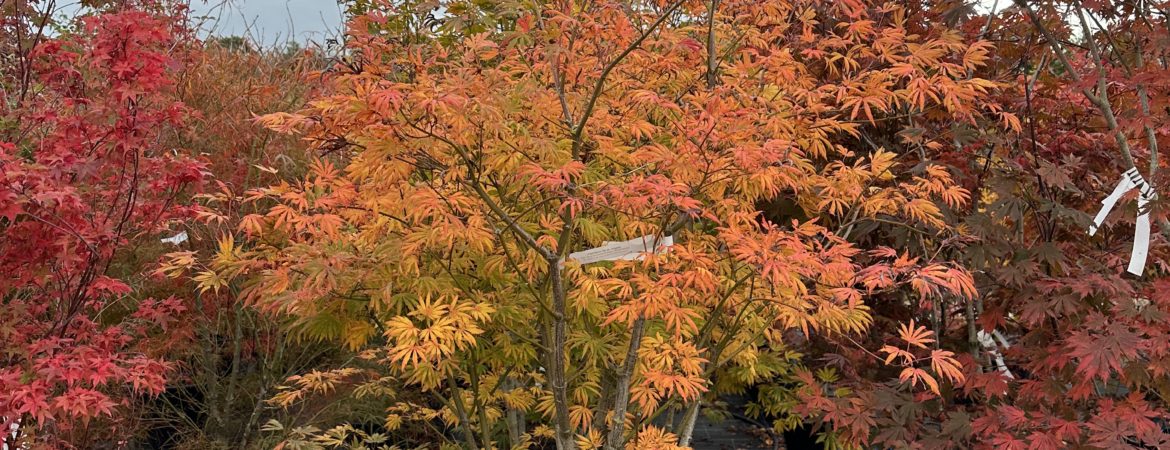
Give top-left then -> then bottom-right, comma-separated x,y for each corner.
160,231 -> 189,246
566,235 -> 673,265
977,329 -> 1014,379
1089,167 -> 1156,276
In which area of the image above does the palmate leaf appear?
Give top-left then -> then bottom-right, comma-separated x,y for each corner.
929,350 -> 965,384
1067,321 -> 1141,382
897,319 -> 935,349
298,312 -> 346,342
899,367 -> 940,395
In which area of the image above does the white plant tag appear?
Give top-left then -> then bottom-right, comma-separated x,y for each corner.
977,330 -> 1014,379
566,235 -> 673,265
1088,167 -> 1157,276
3,420 -> 19,450
160,231 -> 188,246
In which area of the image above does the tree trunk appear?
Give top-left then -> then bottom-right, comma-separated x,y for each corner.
602,317 -> 646,450
677,399 -> 702,447
446,377 -> 480,450
504,377 -> 526,448
548,260 -> 577,450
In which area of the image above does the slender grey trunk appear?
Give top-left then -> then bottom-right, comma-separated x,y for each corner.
966,296 -> 978,355
446,377 -> 480,450
705,0 -> 721,90
602,317 -> 646,450
593,365 -> 617,434
548,260 -> 577,450
677,399 -> 702,447
223,302 -> 245,435
504,377 -> 526,447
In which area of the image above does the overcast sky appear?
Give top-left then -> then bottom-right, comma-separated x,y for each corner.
52,1 -> 344,45
187,0 -> 344,45
57,0 -> 1010,46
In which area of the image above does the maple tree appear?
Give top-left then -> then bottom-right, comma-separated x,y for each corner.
777,0 -> 1170,448
140,39 -> 348,448
0,1 -> 206,447
924,1 -> 1170,448
174,1 -> 1001,448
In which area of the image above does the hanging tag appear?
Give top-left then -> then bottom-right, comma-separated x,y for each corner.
1129,180 -> 1156,275
160,231 -> 189,246
1088,168 -> 1138,236
977,330 -> 1014,379
565,235 -> 673,265
3,420 -> 18,450
1088,168 -> 1157,276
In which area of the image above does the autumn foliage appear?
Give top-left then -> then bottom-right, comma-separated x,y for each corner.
237,0 -> 990,448
1,2 -> 204,445
7,0 -> 1170,449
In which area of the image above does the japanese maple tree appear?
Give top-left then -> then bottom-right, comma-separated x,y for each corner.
1,2 -> 204,447
923,1 -> 1170,448
173,1 -> 1005,448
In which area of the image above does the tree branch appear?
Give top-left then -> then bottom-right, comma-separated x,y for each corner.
400,116 -> 554,259
570,0 -> 687,159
